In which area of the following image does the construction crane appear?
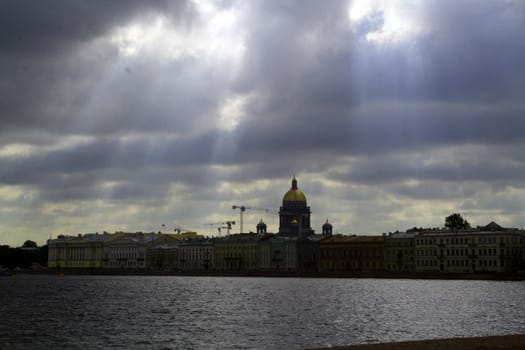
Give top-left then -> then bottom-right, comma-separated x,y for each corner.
206,221 -> 236,236
232,205 -> 278,234
217,220 -> 235,235
173,225 -> 195,234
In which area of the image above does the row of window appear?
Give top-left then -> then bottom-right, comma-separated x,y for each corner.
416,248 -> 509,257
108,248 -> 143,259
221,262 -> 257,269
179,252 -> 211,258
106,261 -> 144,268
385,249 -> 413,256
386,264 -> 411,270
221,253 -> 257,260
386,241 -> 413,247
319,249 -> 382,258
50,247 -> 101,261
179,247 -> 213,252
218,245 -> 257,251
321,261 -> 382,269
416,259 -> 504,269
416,236 -> 520,246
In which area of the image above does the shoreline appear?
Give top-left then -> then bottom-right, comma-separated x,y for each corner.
308,334 -> 525,350
13,268 -> 525,281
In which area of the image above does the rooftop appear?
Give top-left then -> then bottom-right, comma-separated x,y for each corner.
319,235 -> 385,244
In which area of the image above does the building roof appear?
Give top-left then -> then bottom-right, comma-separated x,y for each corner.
479,221 -> 504,231
214,233 -> 263,243
165,232 -> 202,240
49,232 -> 110,244
319,234 -> 384,244
322,219 -> 332,228
385,232 -> 418,239
417,230 -> 522,237
151,244 -> 180,250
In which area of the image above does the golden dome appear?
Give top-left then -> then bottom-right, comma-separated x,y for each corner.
283,189 -> 307,202
282,176 -> 307,202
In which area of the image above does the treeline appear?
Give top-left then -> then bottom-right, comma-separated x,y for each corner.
0,240 -> 48,269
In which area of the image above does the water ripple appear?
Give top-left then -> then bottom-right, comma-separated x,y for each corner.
1,276 -> 525,349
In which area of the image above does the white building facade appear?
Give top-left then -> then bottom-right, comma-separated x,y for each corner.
414,227 -> 523,273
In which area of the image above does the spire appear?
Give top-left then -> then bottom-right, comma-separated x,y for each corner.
291,175 -> 298,190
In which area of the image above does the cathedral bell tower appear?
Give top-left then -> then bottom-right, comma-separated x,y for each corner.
322,219 -> 333,236
256,219 -> 267,235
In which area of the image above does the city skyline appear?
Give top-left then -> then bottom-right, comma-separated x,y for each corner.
1,1 -> 525,247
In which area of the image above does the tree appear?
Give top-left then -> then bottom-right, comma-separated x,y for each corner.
22,240 -> 37,248
445,213 -> 471,230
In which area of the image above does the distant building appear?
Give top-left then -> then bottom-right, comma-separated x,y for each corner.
47,174 -> 525,276
103,232 -> 178,269
146,232 -> 207,271
178,239 -> 214,271
298,235 -> 322,272
413,223 -> 523,273
257,234 -> 320,272
47,233 -> 109,269
146,244 -> 180,271
279,177 -> 314,236
318,235 -> 385,272
521,234 -> 525,270
214,233 -> 262,272
257,234 -> 297,271
256,219 -> 267,235
384,232 -> 416,272
255,176 -> 320,272
322,220 -> 333,236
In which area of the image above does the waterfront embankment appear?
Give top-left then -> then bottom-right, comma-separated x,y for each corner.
16,268 -> 525,281
310,334 -> 525,350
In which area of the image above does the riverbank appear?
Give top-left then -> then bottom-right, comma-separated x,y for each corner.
14,268 -> 525,281
309,334 -> 525,350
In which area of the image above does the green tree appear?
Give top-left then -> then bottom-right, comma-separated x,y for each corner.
445,213 -> 471,230
22,240 -> 37,248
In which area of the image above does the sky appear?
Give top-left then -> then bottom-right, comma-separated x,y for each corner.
1,0 -> 525,246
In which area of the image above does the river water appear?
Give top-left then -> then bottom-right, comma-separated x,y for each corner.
1,275 -> 524,349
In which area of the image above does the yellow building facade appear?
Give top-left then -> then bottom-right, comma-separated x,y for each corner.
48,231 -> 201,269
214,234 -> 261,271
48,233 -> 108,268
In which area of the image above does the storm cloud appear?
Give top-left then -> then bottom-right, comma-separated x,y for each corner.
1,0 -> 524,245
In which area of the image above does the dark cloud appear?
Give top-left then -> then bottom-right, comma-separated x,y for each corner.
0,1 -> 192,55
0,0 -> 201,136
226,0 -> 525,164
424,2 -> 525,80
326,143 -> 525,186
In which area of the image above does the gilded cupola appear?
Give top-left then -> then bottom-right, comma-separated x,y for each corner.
282,176 -> 307,203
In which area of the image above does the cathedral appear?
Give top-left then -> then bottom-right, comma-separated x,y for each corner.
278,176 -> 315,236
